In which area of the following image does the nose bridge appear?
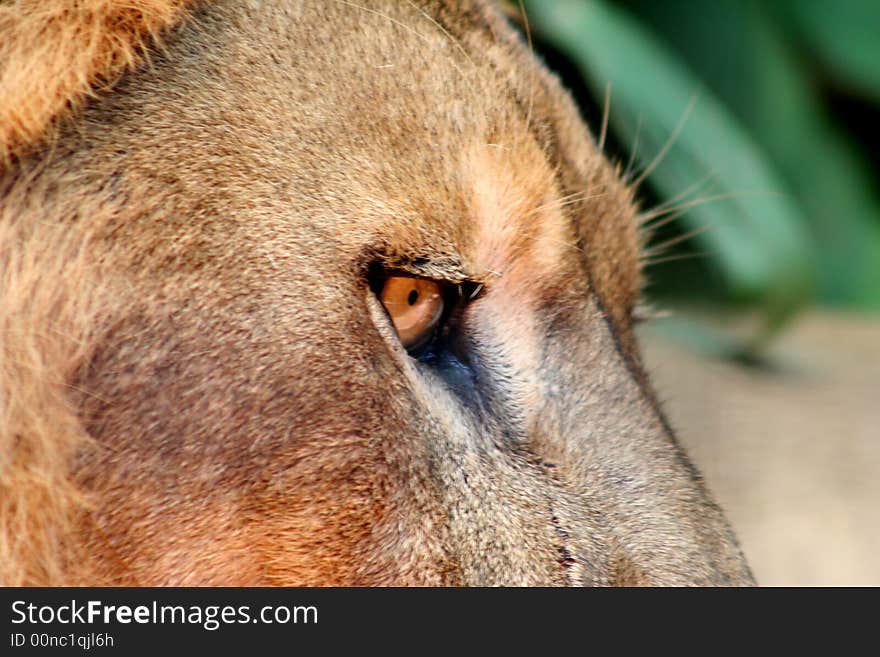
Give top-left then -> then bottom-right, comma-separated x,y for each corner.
428,444 -> 595,585
403,342 -> 612,585
529,302 -> 755,585
402,277 -> 752,584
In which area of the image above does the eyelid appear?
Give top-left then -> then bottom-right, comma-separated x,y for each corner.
365,254 -> 474,284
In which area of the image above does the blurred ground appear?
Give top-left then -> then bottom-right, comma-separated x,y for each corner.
641,310 -> 880,586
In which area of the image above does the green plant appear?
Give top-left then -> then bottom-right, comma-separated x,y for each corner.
523,0 -> 880,350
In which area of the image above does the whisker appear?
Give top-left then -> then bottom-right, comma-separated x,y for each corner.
529,190 -> 606,216
644,224 -> 712,257
334,1 -> 427,42
333,1 -> 466,76
623,114 -> 643,183
631,92 -> 700,190
63,382 -> 113,407
641,207 -> 690,233
404,0 -> 475,69
516,0 -> 536,135
642,251 -> 709,268
641,191 -> 742,224
522,233 -> 594,261
598,81 -> 611,153
639,172 -> 718,221
639,189 -> 783,226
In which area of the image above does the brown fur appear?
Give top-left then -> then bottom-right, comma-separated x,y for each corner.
0,0 -> 194,164
0,182 -> 103,585
0,0 -> 754,585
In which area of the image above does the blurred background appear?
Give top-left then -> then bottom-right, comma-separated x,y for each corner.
518,0 -> 880,585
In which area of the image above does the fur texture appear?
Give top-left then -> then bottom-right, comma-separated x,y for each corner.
1,0 -> 194,584
0,182 -> 102,585
0,0 -> 194,163
0,0 -> 754,585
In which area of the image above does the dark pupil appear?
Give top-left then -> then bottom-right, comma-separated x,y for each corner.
407,289 -> 419,305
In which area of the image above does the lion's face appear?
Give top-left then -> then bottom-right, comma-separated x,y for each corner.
0,0 -> 752,585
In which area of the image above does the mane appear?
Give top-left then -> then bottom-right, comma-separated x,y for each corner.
0,0 -> 195,164
0,0 -> 197,585
0,192 -> 100,585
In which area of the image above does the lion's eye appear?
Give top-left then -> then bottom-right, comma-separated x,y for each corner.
378,276 -> 445,352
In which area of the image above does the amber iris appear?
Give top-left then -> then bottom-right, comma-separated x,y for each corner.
379,276 -> 444,350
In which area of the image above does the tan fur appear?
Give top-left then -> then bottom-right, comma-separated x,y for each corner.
0,0 -> 753,585
0,184 -> 100,585
0,0 -> 195,164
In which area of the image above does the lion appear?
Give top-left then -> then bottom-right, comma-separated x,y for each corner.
0,0 -> 754,585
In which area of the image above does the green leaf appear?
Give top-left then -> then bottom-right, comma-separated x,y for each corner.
618,0 -> 880,308
779,0 -> 880,103
524,0 -> 817,345
738,2 -> 880,307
